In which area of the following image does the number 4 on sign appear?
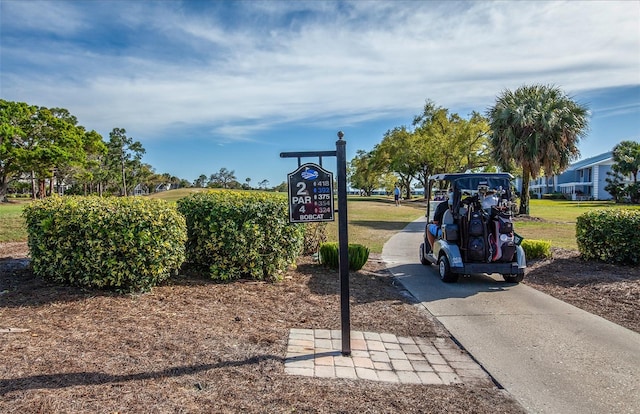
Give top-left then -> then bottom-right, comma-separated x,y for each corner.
299,205 -> 305,213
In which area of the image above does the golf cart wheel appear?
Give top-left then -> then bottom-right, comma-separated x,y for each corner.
419,243 -> 431,266
503,273 -> 524,283
438,255 -> 458,283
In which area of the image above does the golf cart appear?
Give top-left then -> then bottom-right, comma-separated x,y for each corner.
419,173 -> 526,283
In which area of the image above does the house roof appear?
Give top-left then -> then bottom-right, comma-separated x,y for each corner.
428,173 -> 514,181
566,151 -> 613,171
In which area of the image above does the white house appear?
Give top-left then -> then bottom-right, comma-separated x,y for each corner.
134,183 -> 149,196
516,151 -> 634,201
555,152 -> 616,200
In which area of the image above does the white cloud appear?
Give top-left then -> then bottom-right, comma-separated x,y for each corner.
592,102 -> 640,119
0,0 -> 86,35
1,0 -> 638,141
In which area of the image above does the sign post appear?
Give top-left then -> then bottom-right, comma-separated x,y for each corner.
280,131 -> 351,355
335,132 -> 350,356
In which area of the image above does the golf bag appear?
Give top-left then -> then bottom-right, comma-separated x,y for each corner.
466,209 -> 487,262
488,211 -> 516,262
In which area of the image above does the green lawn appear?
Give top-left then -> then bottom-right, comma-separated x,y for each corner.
514,199 -> 640,250
0,199 -> 30,242
511,221 -> 577,250
2,192 -> 639,252
324,197 -> 427,253
525,199 -> 640,223
147,187 -> 209,202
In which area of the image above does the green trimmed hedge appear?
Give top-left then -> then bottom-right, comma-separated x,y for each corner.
177,191 -> 304,281
521,239 -> 552,260
576,209 -> 640,265
319,242 -> 370,271
541,192 -> 567,200
23,196 -> 187,292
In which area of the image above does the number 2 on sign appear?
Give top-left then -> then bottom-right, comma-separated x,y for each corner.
296,182 -> 308,195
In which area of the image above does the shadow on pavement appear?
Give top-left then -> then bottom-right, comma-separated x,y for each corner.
387,262 -> 515,303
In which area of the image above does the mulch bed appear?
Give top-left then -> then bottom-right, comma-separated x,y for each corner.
1,244 -> 524,413
2,240 -> 637,413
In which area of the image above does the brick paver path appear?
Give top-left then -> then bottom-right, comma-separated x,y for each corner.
284,328 -> 492,385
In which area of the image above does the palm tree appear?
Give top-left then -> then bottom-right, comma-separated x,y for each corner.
612,140 -> 640,183
487,84 -> 589,214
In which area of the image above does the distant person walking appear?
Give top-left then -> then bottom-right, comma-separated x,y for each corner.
394,185 -> 401,207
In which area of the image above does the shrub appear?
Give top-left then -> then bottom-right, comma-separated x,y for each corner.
541,192 -> 567,200
319,242 -> 339,268
626,183 -> 640,204
348,244 -> 370,271
22,196 -> 187,293
521,239 -> 552,260
319,242 -> 370,271
176,191 -> 304,281
302,222 -> 328,255
576,209 -> 640,265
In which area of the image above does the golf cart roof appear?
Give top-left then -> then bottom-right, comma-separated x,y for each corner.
428,172 -> 514,181
428,173 -> 515,194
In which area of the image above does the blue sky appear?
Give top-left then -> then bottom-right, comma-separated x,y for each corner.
1,0 -> 639,187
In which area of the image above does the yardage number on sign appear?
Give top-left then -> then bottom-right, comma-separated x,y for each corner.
287,163 -> 334,223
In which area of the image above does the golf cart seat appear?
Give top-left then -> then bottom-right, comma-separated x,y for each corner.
441,208 -> 458,241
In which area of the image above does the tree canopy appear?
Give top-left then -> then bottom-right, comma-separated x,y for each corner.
612,140 -> 640,183
610,140 -> 640,203
209,167 -> 237,189
1,99 -> 258,198
487,84 -> 589,214
349,100 -> 491,199
348,149 -> 396,196
1,100 -> 187,198
0,100 -> 105,198
107,128 -> 146,196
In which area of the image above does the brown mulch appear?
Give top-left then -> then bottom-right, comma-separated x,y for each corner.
2,241 -> 638,413
1,243 -> 524,414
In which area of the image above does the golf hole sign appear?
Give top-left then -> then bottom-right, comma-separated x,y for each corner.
287,163 -> 334,223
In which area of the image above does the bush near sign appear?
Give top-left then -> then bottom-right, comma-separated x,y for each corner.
287,163 -> 335,223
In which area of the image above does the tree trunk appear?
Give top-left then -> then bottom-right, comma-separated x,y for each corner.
401,177 -> 412,200
39,179 -> 46,199
0,175 -> 9,201
31,171 -> 37,199
519,168 -> 531,215
121,155 -> 127,196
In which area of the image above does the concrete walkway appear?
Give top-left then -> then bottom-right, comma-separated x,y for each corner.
382,216 -> 640,414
